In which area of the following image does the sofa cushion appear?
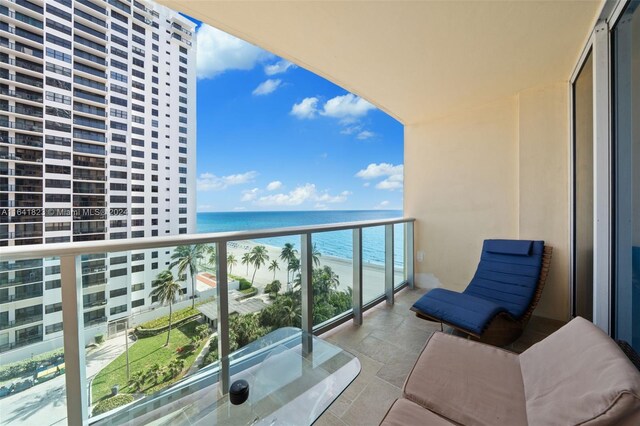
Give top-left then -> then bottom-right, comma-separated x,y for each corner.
380,398 -> 456,426
411,288 -> 505,335
463,240 -> 544,319
520,317 -> 640,426
403,332 -> 527,426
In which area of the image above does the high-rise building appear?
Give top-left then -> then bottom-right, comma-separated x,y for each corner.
0,0 -> 196,362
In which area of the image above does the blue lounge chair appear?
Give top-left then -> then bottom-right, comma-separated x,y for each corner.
411,239 -> 553,346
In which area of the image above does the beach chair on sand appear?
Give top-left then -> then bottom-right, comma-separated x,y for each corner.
411,239 -> 553,347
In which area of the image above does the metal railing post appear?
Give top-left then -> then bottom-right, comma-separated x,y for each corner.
215,242 -> 230,396
60,255 -> 88,425
385,224 -> 394,304
301,233 -> 313,354
353,228 -> 363,325
407,221 -> 415,289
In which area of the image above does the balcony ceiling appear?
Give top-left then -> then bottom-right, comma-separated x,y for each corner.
159,0 -> 602,124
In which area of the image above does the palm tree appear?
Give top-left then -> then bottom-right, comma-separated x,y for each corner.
280,243 -> 298,283
288,257 -> 300,283
227,254 -> 237,274
150,270 -> 182,346
168,359 -> 185,378
249,245 -> 270,285
145,363 -> 164,384
170,245 -> 204,308
268,260 -> 280,280
205,244 -> 216,268
241,252 -> 251,276
312,243 -> 322,268
128,371 -> 146,392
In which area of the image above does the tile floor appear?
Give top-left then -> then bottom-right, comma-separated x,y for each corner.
315,286 -> 565,426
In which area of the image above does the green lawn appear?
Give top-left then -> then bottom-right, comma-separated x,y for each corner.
91,320 -> 207,402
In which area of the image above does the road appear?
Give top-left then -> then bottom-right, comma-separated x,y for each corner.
0,334 -> 135,426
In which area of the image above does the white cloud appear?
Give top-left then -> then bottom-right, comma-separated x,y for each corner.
357,130 -> 375,140
196,24 -> 271,79
241,187 -> 260,201
363,182 -> 370,187
197,171 -> 258,191
356,163 -> 404,191
374,200 -> 390,209
340,125 -> 362,135
198,204 -> 215,212
290,97 -> 319,119
321,94 -> 376,119
264,60 -> 296,75
254,184 -> 349,207
266,181 -> 283,191
355,163 -> 403,180
233,206 -> 247,211
252,79 -> 282,96
376,174 -> 403,191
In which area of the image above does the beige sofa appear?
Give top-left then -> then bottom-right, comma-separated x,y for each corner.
380,317 -> 640,425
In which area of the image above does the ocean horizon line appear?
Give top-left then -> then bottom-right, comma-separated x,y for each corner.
197,209 -> 403,214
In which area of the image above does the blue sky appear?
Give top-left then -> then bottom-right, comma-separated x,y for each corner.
188,21 -> 404,212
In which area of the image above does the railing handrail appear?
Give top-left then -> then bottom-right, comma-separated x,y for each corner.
0,217 -> 415,260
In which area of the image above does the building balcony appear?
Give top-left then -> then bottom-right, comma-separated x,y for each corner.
76,0 -> 106,16
0,289 -> 43,304
0,87 -> 43,103
0,258 -> 42,272
0,334 -> 42,353
0,8 -> 43,30
0,313 -> 42,330
0,134 -> 43,148
0,39 -> 43,60
74,8 -> 107,29
0,103 -> 44,117
8,0 -> 43,15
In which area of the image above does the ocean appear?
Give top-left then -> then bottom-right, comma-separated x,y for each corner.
197,210 -> 405,267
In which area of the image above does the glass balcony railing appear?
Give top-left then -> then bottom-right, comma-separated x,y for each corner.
74,89 -> 106,104
76,0 -> 106,15
74,75 -> 106,92
0,218 -> 414,424
13,0 -> 43,14
0,39 -> 43,58
0,313 -> 43,330
0,8 -> 43,29
0,87 -> 43,102
74,8 -> 107,27
0,103 -> 44,117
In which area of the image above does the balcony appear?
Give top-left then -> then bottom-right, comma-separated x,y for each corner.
0,8 -> 43,29
0,334 -> 42,353
0,39 -> 43,59
0,71 -> 44,88
0,218 -> 414,421
0,87 -> 43,102
0,313 -> 42,330
0,289 -> 43,304
76,0 -> 106,15
0,103 -> 44,117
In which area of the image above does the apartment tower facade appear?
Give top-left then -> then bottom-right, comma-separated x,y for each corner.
0,0 -> 197,362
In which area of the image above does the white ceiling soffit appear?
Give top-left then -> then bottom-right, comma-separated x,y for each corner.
159,0 -> 603,124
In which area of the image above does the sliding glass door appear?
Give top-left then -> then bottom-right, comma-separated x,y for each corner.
613,0 -> 640,351
572,51 -> 594,321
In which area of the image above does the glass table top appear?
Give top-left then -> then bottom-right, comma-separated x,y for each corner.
94,327 -> 360,426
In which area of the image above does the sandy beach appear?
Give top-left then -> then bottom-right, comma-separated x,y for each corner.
219,240 -> 405,303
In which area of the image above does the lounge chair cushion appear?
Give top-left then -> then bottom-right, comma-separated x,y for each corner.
403,332 -> 527,426
411,288 -> 504,335
380,398 -> 456,426
520,317 -> 640,426
463,239 -> 545,319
